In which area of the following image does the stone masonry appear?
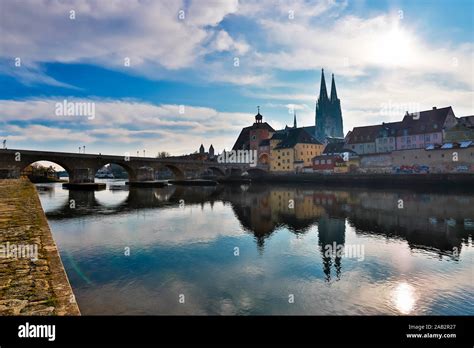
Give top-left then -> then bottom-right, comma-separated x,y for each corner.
0,179 -> 80,315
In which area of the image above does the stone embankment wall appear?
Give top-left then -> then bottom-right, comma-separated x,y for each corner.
0,179 -> 80,315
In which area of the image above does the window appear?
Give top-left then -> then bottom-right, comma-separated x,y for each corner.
252,135 -> 256,140
321,160 -> 326,164
315,160 -> 320,165
433,133 -> 438,139
327,159 -> 332,164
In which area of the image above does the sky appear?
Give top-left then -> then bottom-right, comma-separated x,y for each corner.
0,0 -> 473,157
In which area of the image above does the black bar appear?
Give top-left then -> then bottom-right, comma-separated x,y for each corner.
0,316 -> 471,346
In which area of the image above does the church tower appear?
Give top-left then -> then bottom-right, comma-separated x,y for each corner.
315,69 -> 344,141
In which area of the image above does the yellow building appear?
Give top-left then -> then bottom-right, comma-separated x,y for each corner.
270,128 -> 324,172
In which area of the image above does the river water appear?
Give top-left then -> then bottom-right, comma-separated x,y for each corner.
36,180 -> 473,315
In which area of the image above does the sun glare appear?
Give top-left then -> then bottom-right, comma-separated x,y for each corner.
393,282 -> 417,314
375,25 -> 413,67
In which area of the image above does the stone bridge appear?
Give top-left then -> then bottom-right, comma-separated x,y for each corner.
0,149 -> 254,183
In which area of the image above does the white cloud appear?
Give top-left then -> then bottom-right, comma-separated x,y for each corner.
212,30 -> 250,55
0,0 -> 243,83
0,98 -> 254,155
255,14 -> 473,86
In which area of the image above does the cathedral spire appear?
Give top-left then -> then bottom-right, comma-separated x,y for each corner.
293,112 -> 297,128
319,68 -> 328,101
330,73 -> 338,101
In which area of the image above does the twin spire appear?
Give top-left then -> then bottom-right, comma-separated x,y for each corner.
319,68 -> 338,102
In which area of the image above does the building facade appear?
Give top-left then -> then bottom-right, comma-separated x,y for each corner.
232,109 -> 275,166
395,107 -> 456,150
344,125 -> 380,155
346,106 -> 459,155
270,128 -> 323,172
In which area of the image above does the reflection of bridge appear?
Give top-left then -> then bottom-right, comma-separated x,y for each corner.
0,149 -> 252,183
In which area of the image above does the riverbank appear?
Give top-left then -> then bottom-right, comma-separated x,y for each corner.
0,179 -> 80,315
251,172 -> 474,190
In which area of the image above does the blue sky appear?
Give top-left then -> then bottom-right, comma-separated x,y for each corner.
0,0 -> 473,156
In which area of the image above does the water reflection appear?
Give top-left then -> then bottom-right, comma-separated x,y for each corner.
37,183 -> 474,315
42,184 -> 472,260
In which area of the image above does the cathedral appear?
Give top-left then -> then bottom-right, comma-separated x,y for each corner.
314,69 -> 344,141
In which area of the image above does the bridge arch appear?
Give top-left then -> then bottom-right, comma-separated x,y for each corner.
246,167 -> 268,176
164,164 -> 185,179
21,160 -> 72,182
94,162 -> 136,181
207,166 -> 226,176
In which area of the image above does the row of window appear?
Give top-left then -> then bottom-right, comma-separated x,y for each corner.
314,159 -> 332,165
277,151 -> 292,156
400,133 -> 438,143
274,163 -> 291,169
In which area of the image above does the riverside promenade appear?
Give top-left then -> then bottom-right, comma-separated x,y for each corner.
0,179 -> 79,315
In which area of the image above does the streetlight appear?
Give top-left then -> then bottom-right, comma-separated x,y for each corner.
2,139 -> 6,149
78,147 -> 81,153
143,149 -> 145,157
137,150 -> 139,157
83,145 -> 85,154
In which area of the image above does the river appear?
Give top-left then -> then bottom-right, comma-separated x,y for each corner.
35,180 -> 473,315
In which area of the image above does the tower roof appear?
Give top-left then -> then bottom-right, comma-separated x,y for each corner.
293,112 -> 297,128
255,105 -> 263,123
319,68 -> 328,101
330,73 -> 338,101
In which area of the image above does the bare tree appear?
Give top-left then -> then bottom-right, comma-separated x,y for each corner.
156,151 -> 170,158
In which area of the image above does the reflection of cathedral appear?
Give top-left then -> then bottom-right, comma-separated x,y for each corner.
317,217 -> 346,281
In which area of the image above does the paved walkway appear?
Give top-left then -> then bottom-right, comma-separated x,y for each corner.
0,179 -> 80,315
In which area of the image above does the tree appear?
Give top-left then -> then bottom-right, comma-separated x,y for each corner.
157,151 -> 171,158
